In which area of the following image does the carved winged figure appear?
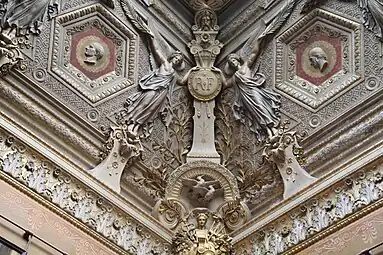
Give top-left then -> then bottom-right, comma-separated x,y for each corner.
117,20 -> 188,137
215,20 -> 281,141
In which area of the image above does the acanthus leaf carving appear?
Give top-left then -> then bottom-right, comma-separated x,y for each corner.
0,129 -> 170,254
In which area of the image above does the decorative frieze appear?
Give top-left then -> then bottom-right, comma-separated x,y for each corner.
234,159 -> 383,255
0,128 -> 170,255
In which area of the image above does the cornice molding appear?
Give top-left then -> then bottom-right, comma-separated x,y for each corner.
0,123 -> 173,254
0,73 -> 102,169
234,155 -> 383,254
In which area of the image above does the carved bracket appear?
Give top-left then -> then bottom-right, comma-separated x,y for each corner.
90,124 -> 142,193
263,122 -> 317,199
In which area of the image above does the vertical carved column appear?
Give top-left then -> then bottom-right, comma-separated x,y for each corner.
186,8 -> 223,163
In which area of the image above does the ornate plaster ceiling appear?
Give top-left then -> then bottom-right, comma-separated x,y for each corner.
0,0 -> 381,254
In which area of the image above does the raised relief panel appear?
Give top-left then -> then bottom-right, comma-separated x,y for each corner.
50,4 -> 138,105
275,9 -> 363,111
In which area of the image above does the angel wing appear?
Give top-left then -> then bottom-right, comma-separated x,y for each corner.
147,20 -> 173,70
120,0 -> 153,37
259,0 -> 296,39
182,178 -> 199,188
239,19 -> 267,63
359,0 -> 383,40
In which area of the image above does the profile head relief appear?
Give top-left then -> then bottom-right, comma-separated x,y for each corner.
84,42 -> 105,65
168,51 -> 185,71
309,47 -> 328,72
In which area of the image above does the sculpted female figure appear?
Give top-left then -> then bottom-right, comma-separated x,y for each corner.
120,34 -> 186,137
189,213 -> 216,255
216,29 -> 281,141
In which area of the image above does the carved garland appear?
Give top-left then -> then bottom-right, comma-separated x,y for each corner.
0,129 -> 170,255
235,159 -> 383,255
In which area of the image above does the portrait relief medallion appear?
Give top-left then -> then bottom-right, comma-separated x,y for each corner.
76,35 -> 110,73
187,69 -> 222,101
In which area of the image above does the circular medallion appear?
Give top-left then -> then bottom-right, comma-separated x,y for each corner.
301,40 -> 337,78
76,35 -> 110,73
187,69 -> 222,101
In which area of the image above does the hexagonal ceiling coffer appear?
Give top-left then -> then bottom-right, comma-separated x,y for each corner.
50,4 -> 138,104
275,9 -> 363,111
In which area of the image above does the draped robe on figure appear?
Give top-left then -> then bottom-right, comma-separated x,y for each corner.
231,71 -> 281,140
124,69 -> 176,133
1,0 -> 53,35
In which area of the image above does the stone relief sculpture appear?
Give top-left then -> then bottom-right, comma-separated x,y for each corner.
182,175 -> 223,206
184,8 -> 223,163
93,0 -> 192,192
309,47 -> 328,72
83,42 -> 105,65
359,0 -> 383,40
172,210 -> 232,255
217,0 -> 296,142
0,0 -> 58,36
119,45 -> 185,137
217,22 -> 281,141
117,16 -> 187,138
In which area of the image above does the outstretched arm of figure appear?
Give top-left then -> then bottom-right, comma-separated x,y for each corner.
246,37 -> 264,68
211,66 -> 231,88
179,66 -> 200,85
148,36 -> 167,66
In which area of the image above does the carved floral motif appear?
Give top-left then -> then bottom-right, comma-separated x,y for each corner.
0,128 -> 170,255
235,160 -> 383,255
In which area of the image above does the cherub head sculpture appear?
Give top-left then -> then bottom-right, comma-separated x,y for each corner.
84,42 -> 104,65
167,50 -> 185,71
309,47 -> 328,72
